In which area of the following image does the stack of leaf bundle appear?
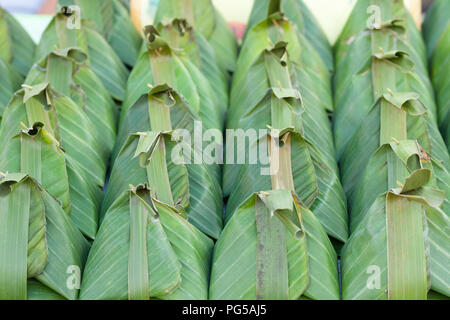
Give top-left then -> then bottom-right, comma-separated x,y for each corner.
105,49 -> 224,237
154,0 -> 238,81
245,0 -> 333,74
0,173 -> 90,299
79,9 -> 232,299
59,0 -> 142,67
0,8 -> 36,120
35,7 -> 129,102
333,0 -> 449,299
423,0 -> 450,153
209,0 -> 342,300
0,18 -> 118,239
223,0 -> 348,244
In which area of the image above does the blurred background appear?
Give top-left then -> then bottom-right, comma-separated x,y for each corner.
0,0 -> 435,44
0,0 -> 57,13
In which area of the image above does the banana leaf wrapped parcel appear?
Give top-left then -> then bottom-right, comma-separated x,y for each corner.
80,185 -> 213,300
0,173 -> 90,300
210,2 -> 341,300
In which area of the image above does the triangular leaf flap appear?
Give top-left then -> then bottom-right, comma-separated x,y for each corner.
128,186 -> 181,299
210,191 -> 339,300
34,181 -> 90,300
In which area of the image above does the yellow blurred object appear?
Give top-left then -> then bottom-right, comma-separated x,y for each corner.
130,0 -> 142,32
130,0 -> 422,45
405,0 -> 423,29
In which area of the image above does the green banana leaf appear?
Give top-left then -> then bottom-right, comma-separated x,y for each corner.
0,8 -> 36,76
0,48 -> 116,239
104,87 -> 223,239
35,9 -> 129,101
154,0 -> 237,77
0,8 -> 36,119
423,0 -> 450,152
156,19 -> 228,122
245,0 -> 333,73
0,173 -> 90,300
59,0 -> 142,66
119,0 -> 129,10
209,190 -> 339,300
27,280 -> 66,300
341,167 -> 449,299
427,291 -> 450,300
422,0 -> 450,59
223,10 -> 347,242
225,9 -> 334,171
0,58 -> 22,120
80,185 -> 213,300
116,23 -> 224,161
